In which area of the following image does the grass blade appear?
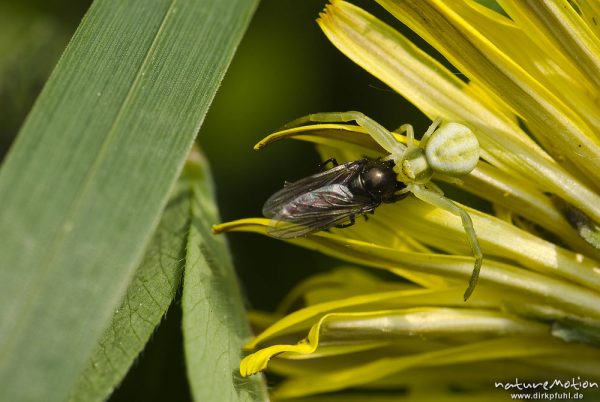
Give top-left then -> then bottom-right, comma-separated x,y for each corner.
181,149 -> 268,401
0,1 -> 258,401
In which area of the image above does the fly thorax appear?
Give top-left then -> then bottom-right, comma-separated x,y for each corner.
398,146 -> 432,184
357,161 -> 397,202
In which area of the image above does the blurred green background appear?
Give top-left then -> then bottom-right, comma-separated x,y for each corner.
1,0 -> 428,400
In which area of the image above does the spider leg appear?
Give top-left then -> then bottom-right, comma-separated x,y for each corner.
396,124 -> 415,147
432,173 -> 464,186
423,180 -> 444,196
282,111 -> 405,155
410,184 -> 483,301
419,118 -> 443,147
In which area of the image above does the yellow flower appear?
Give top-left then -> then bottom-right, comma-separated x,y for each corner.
214,0 -> 600,399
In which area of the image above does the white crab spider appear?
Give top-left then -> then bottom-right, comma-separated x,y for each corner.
284,111 -> 482,301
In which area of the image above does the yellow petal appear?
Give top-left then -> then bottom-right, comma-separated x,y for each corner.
273,336 -> 593,398
242,307 -> 554,379
213,218 -> 444,287
274,266 -> 417,314
319,0 -> 600,225
373,197 -> 600,291
245,287 -> 470,349
254,124 -> 386,156
442,0 -> 600,134
214,219 -> 600,318
460,161 -> 600,258
377,0 -> 600,184
575,0 -> 600,39
498,0 -> 600,91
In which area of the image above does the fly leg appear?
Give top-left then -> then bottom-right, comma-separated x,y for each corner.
319,158 -> 339,171
364,206 -> 379,221
391,190 -> 410,202
335,214 -> 356,229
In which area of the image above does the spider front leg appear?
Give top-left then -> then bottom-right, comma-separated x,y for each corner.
396,124 -> 415,146
282,111 -> 405,155
394,118 -> 442,148
419,118 -> 442,146
410,184 -> 483,301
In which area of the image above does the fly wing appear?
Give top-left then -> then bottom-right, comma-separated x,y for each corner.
266,183 -> 376,239
263,160 -> 364,218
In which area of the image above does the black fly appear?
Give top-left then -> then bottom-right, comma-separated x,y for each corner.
263,159 -> 408,238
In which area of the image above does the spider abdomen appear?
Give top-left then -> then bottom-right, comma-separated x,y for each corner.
425,122 -> 479,176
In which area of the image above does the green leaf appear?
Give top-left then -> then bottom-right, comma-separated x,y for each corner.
0,1 -> 258,401
67,162 -> 191,402
69,148 -> 267,402
181,150 -> 268,401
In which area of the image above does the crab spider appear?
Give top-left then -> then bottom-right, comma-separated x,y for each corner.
284,111 -> 482,301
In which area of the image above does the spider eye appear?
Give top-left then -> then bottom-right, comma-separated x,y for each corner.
425,122 -> 479,176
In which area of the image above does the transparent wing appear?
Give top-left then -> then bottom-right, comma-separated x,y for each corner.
263,160 -> 365,218
266,184 -> 376,239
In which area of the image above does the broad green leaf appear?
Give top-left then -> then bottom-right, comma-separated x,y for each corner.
0,1 -> 258,401
67,159 -> 194,402
69,148 -> 267,401
181,149 -> 268,401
